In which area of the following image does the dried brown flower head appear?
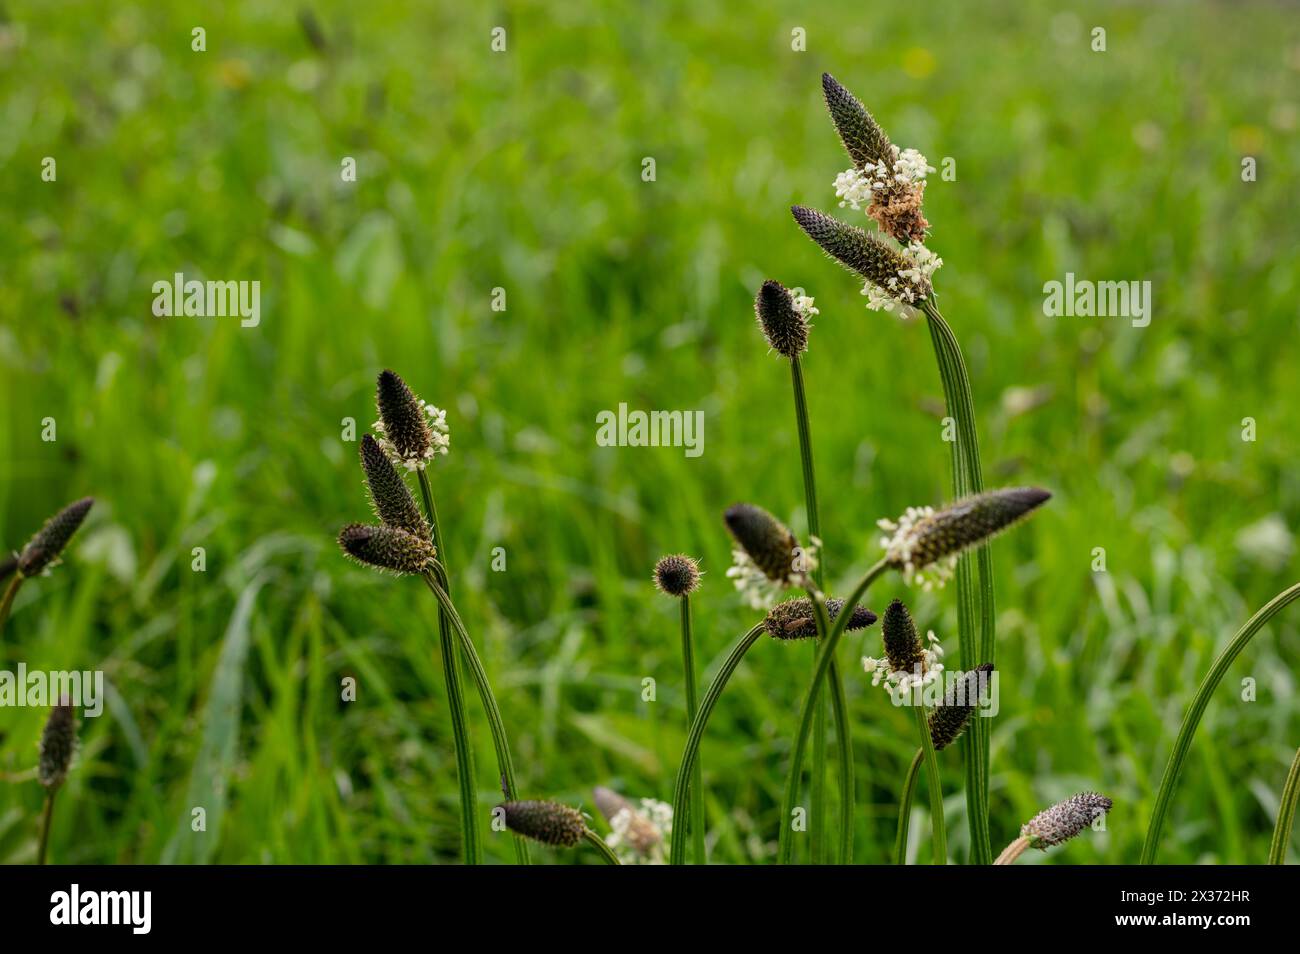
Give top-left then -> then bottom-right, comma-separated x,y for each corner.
929,663 -> 994,750
654,554 -> 701,597
18,497 -> 94,577
338,523 -> 436,575
763,597 -> 877,640
38,698 -> 77,790
754,280 -> 809,358
500,800 -> 587,848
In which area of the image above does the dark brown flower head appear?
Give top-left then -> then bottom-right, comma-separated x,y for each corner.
338,523 -> 435,575
928,663 -> 994,750
18,497 -> 94,577
360,434 -> 429,540
653,554 -> 701,597
755,280 -> 809,359
790,206 -> 930,302
881,599 -> 925,674
724,503 -> 801,583
822,73 -> 893,170
884,488 -> 1051,578
38,698 -> 77,791
1022,792 -> 1113,849
763,597 -> 877,640
375,369 -> 432,465
500,800 -> 587,848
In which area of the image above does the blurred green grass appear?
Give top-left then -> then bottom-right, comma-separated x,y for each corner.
2,0 -> 1299,863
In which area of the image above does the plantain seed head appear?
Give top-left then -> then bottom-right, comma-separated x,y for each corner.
338,523 -> 436,575
1021,792 -> 1113,849
360,434 -> 429,540
755,280 -> 811,358
928,663 -> 994,750
763,597 -> 877,640
18,497 -> 93,578
500,800 -> 588,848
653,554 -> 701,597
38,698 -> 78,791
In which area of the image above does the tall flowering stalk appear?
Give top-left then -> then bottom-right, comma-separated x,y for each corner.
340,370 -> 531,864
654,554 -> 706,863
792,75 -> 1010,861
0,497 -> 94,642
753,279 -> 854,864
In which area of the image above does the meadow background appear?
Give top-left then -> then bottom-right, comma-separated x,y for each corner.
2,0 -> 1298,864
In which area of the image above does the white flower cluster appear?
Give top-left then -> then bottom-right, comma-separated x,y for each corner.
725,537 -> 820,610
861,242 -> 944,319
791,292 -> 819,321
877,505 -> 958,591
833,146 -> 934,212
373,401 -> 450,472
605,798 -> 673,865
862,630 -> 946,692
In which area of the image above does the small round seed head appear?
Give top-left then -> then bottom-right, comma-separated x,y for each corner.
653,554 -> 701,597
881,599 -> 925,674
360,434 -> 429,540
822,72 -> 893,169
1021,792 -> 1113,849
790,206 -> 931,301
376,369 -> 431,463
892,487 -> 1051,572
928,663 -> 994,750
724,504 -> 800,583
38,698 -> 77,791
500,800 -> 587,848
18,497 -> 93,577
338,523 -> 435,575
763,597 -> 878,640
755,280 -> 809,358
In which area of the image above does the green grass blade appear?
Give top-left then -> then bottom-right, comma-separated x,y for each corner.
1269,746 -> 1300,864
894,748 -> 924,864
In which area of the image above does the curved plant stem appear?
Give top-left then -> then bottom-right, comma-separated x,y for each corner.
583,828 -> 623,865
1142,580 -> 1300,863
423,571 -> 530,865
37,789 -> 57,865
894,748 -> 924,864
778,560 -> 887,864
790,354 -> 853,864
922,299 -> 995,865
0,574 -> 22,642
679,594 -> 707,864
670,623 -> 765,865
993,835 -> 1030,866
1269,746 -> 1300,865
913,702 -> 947,864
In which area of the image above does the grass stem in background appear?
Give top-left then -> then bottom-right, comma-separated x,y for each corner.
778,561 -> 887,864
37,791 -> 57,865
922,299 -> 995,864
670,623 -> 764,864
1269,746 -> 1300,865
894,748 -> 924,864
0,574 -> 21,641
1143,580 -> 1300,863
913,701 -> 947,864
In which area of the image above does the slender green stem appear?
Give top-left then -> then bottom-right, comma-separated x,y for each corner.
417,469 -> 529,864
37,788 -> 57,865
790,354 -> 853,864
922,299 -> 994,865
0,574 -> 22,642
894,748 -> 924,865
670,623 -> 765,865
913,701 -> 946,864
1269,747 -> 1300,865
1142,580 -> 1300,863
778,561 -> 887,864
583,828 -> 623,865
679,594 -> 707,864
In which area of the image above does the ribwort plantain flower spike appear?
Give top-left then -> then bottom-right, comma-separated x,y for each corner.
18,497 -> 93,578
338,523 -> 436,576
1022,792 -> 1113,849
593,786 -> 672,864
374,369 -> 450,472
764,596 -> 877,641
360,434 -> 430,540
878,487 -> 1051,590
929,663 -> 994,750
821,72 -> 892,170
653,554 -> 701,597
38,698 -> 77,791
723,503 -> 814,609
790,207 -> 938,317
879,599 -> 926,676
500,800 -> 588,848
755,280 -> 813,358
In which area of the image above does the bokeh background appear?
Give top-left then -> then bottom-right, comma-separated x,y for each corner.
2,0 -> 1298,864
